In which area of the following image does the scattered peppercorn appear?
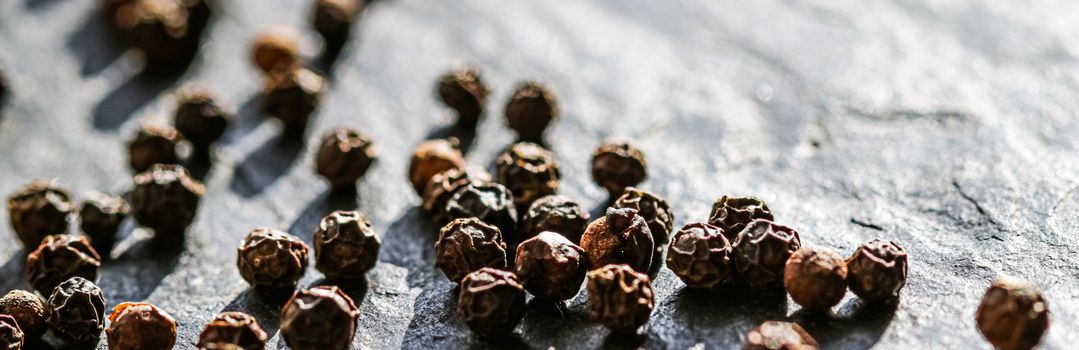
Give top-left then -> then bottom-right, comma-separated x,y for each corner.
251,27 -> 301,74
237,227 -> 309,291
422,168 -> 485,225
457,268 -> 527,337
314,210 -> 381,280
708,195 -> 774,241
128,124 -> 181,173
261,66 -> 326,135
591,141 -> 647,197
113,0 -> 202,70
408,138 -> 466,195
130,164 -> 205,239
665,223 -> 733,289
434,218 -> 507,283
315,127 -> 376,190
47,277 -> 106,345
79,192 -> 130,256
732,219 -> 802,290
494,142 -> 560,208
106,302 -> 177,350
0,290 -> 47,340
784,247 -> 848,312
586,264 -> 654,332
0,314 -> 22,350
175,85 -> 232,154
7,181 -> 73,249
975,277 -> 1049,350
613,187 -> 674,259
519,194 -> 589,244
580,208 -> 654,273
504,81 -> 559,142
514,231 -> 589,301
311,0 -> 360,49
197,312 -> 268,350
445,182 -> 518,243
846,238 -> 908,302
742,321 -> 818,350
26,234 -> 102,295
280,286 -> 359,350
438,67 -> 489,125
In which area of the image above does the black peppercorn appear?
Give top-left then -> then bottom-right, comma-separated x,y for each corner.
494,142 -> 560,208
0,314 -> 22,350
434,218 -> 507,283
130,164 -> 205,239
514,231 -> 589,301
175,85 -> 232,154
504,81 -> 558,142
613,187 -> 674,259
311,0 -> 360,48
784,247 -> 848,312
0,290 -> 47,340
251,27 -> 301,74
733,219 -> 802,290
445,182 -> 518,243
7,181 -> 73,249
26,234 -> 102,295
314,210 -> 381,280
113,0 -> 201,70
315,127 -> 376,190
846,238 -> 908,302
457,268 -> 527,337
520,194 -> 589,244
975,277 -> 1049,350
709,195 -> 774,241
79,191 -> 130,256
106,302 -> 177,350
408,138 -> 466,195
280,286 -> 359,350
743,321 -> 818,350
237,228 -> 309,291
422,168 -> 486,225
128,124 -> 181,173
47,277 -> 106,345
665,223 -> 733,289
261,66 -> 326,134
197,312 -> 268,350
591,141 -> 647,197
580,208 -> 654,273
586,264 -> 654,332
438,67 -> 489,125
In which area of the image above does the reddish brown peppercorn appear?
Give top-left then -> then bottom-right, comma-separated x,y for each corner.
434,218 -> 507,283
445,182 -> 518,243
520,194 -> 589,244
261,66 -> 326,134
580,208 -> 654,273
665,223 -> 733,289
197,312 -> 268,350
237,228 -> 309,291
709,195 -> 774,241
515,232 -> 589,301
311,0 -> 360,48
586,264 -> 654,332
591,141 -> 647,197
438,67 -> 489,125
47,277 -> 106,344
613,187 -> 674,259
7,181 -> 74,249
421,169 -> 486,225
251,27 -> 301,74
742,321 -> 818,350
313,210 -> 381,280
106,302 -> 177,350
0,314 -> 23,350
408,138 -> 466,195
315,127 -> 376,190
130,164 -> 205,239
280,286 -> 359,350
79,192 -> 130,256
784,247 -> 848,312
975,278 -> 1049,350
457,268 -> 527,337
504,81 -> 559,142
0,290 -> 47,340
26,234 -> 102,295
175,85 -> 232,153
494,142 -> 560,208
733,219 -> 802,290
128,124 -> 181,174
846,239 -> 908,302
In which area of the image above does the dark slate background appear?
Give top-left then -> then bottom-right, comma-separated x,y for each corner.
1,0 -> 1077,349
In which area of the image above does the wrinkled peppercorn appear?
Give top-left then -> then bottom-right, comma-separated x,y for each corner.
446,182 -> 518,243
237,228 -> 309,291
422,168 -> 486,225
106,302 -> 176,350
197,312 -> 268,350
580,208 -> 654,273
128,124 -> 181,173
7,181 -> 73,248
280,286 -> 359,350
79,192 -> 130,256
520,194 -> 589,244
175,85 -> 232,154
975,277 -> 1049,350
743,321 -> 818,350
784,247 -> 848,312
709,195 -> 774,241
314,210 -> 381,280
587,264 -> 654,332
514,231 -> 589,301
591,141 -> 647,197
613,187 -> 674,260
457,268 -> 527,337
665,223 -> 733,289
311,0 -> 360,48
504,81 -> 559,142
494,142 -> 560,208
251,27 -> 301,74
261,66 -> 326,134
26,234 -> 102,295
0,314 -> 22,350
130,164 -> 205,239
434,218 -> 507,283
113,0 -> 202,70
846,238 -> 908,302
408,138 -> 466,195
0,290 -> 47,340
733,219 -> 802,290
47,277 -> 106,344
438,67 -> 489,125
315,127 -> 376,190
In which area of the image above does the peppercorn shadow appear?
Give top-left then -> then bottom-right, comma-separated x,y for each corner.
65,6 -> 126,77
788,298 -> 899,350
218,95 -> 264,146
229,133 -> 305,198
24,0 -> 61,11
380,207 -> 441,286
221,290 -> 283,341
0,253 -> 32,292
426,122 -> 478,154
309,277 -> 369,309
96,231 -> 183,306
651,283 -> 789,348
285,190 -> 359,242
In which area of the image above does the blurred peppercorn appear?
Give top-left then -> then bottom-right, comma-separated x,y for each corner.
0,290 -> 47,340
26,234 -> 102,295
708,195 -> 773,241
280,286 -> 359,350
236,228 -> 309,291
613,187 -> 673,260
197,311 -> 268,350
128,124 -> 181,174
79,192 -> 130,257
315,127 -> 376,190
445,182 -> 518,244
130,164 -> 205,240
591,141 -> 647,198
586,264 -> 654,332
251,27 -> 301,74
504,81 -> 558,142
846,238 -> 908,302
515,231 -> 589,301
494,142 -> 560,208
742,321 -> 818,350
975,277 -> 1049,350
7,181 -> 73,249
434,218 -> 507,283
106,302 -> 177,350
422,168 -> 487,225
520,194 -> 589,244
580,208 -> 654,273
175,85 -> 232,155
438,67 -> 489,125
666,223 -> 733,289
313,210 -> 381,280
113,0 -> 202,70
0,314 -> 22,350
311,0 -> 360,49
408,138 -> 466,195
457,268 -> 527,337
784,247 -> 848,312
262,66 -> 325,135
47,277 -> 106,345
733,219 -> 801,290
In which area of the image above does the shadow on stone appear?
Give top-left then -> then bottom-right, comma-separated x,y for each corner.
229,133 -> 305,198
221,289 -> 284,340
65,7 -> 126,77
789,298 -> 898,350
0,251 -> 30,293
654,281 -> 789,347
92,69 -> 186,130
97,231 -> 183,306
310,277 -> 369,306
286,190 -> 358,242
219,95 -> 266,146
426,122 -> 478,155
380,207 -> 440,286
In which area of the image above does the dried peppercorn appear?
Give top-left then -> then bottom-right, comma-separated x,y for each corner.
591,141 -> 647,197
708,195 -> 774,241
26,234 -> 102,295
408,138 -> 465,195
130,164 -> 205,239
7,181 -> 73,248
580,208 -> 654,273
784,247 -> 848,312
0,314 -> 22,350
113,0 -> 201,69
743,321 -> 818,350
732,219 -> 802,290
434,218 -> 507,283
613,187 -> 674,259
313,210 -> 381,280
106,302 -> 177,350
494,142 -> 560,208
251,27 -> 301,74
504,81 -> 559,142
665,223 -> 733,289
422,168 -> 485,225
520,195 -> 589,244
438,67 -> 489,125
79,192 -> 130,256
315,127 -> 376,190
128,124 -> 181,173
445,182 -> 518,243
457,268 -> 527,337
261,66 -> 326,134
846,238 -> 908,302
175,85 -> 232,154
237,228 -> 309,291
514,232 -> 589,301
311,0 -> 360,48
197,312 -> 268,350
586,264 -> 654,332
47,277 -> 106,344
0,290 -> 47,340
975,278 -> 1049,350
280,286 -> 359,350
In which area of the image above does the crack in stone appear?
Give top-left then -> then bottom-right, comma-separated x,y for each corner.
850,218 -> 885,231
951,180 -> 1009,235
1049,183 -> 1077,217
